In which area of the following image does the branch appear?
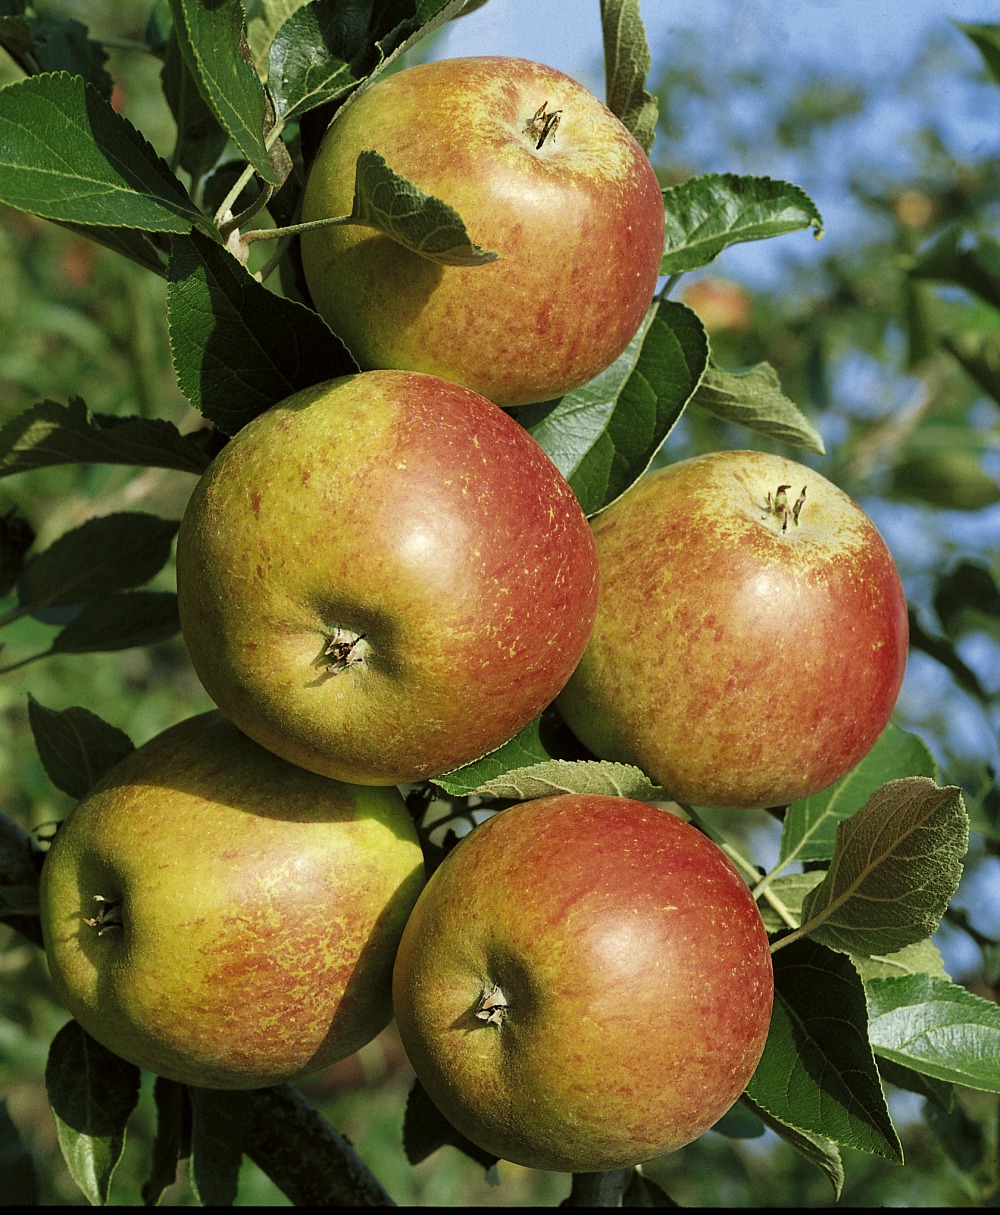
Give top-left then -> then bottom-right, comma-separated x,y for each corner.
567,1168 -> 630,1206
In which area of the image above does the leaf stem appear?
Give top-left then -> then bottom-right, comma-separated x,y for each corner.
0,651 -> 47,676
769,923 -> 810,954
241,213 -> 356,246
659,272 -> 684,299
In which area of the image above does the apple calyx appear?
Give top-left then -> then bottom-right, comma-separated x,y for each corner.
524,101 -> 562,150
81,894 -> 123,936
761,483 -> 807,533
321,628 -> 369,674
475,982 -> 508,1026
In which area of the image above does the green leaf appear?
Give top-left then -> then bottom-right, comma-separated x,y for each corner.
909,226 -> 1000,311
956,22 -> 1000,87
757,870 -> 824,933
50,591 -> 181,655
778,725 -> 939,867
622,1167 -> 678,1206
188,1089 -> 249,1207
739,1094 -> 844,1199
346,149 -> 497,266
402,1077 -> 498,1174
796,778 -> 969,957
45,1020 -> 142,1206
521,300 -> 708,516
167,0 -> 279,187
0,507 -> 34,598
161,30 -> 229,182
0,10 -> 114,96
461,759 -> 665,803
661,174 -> 823,275
691,361 -> 826,455
142,1078 -> 192,1207
850,939 -> 948,983
875,1057 -> 954,1113
17,513 -> 179,612
745,939 -> 901,1161
943,327 -> 1000,413
0,1100 -> 38,1205
27,697 -> 134,799
0,397 -> 214,477
600,0 -> 658,155
865,973 -> 1000,1092
933,558 -> 1000,635
268,0 -> 470,121
166,229 -> 356,434
890,449 -> 1000,511
51,220 -> 169,276
0,72 -> 204,232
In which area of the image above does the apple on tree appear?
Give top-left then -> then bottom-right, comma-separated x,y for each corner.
299,55 -> 665,408
556,449 -> 909,809
39,711 -> 425,1090
392,793 -> 773,1173
175,370 -> 599,786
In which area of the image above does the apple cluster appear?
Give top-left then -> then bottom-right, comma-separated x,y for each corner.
39,54 -> 908,1179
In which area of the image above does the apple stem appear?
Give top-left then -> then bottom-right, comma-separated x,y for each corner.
761,484 -> 807,533
81,894 -> 124,936
320,629 -> 368,675
524,101 -> 563,149
474,982 -> 508,1026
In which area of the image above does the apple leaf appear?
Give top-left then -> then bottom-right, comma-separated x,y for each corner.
51,220 -> 170,277
188,1089 -> 248,1207
621,1167 -> 678,1206
850,939 -> 948,983
346,150 -> 498,266
167,0 -> 280,187
0,1101 -> 38,1205
942,330 -> 1000,406
0,398 -> 215,478
17,513 -> 179,613
142,1079 -> 192,1207
739,1094 -> 845,1200
757,870 -> 824,933
875,1057 -> 954,1113
745,939 -> 901,1161
461,759 -> 665,803
402,1078 -> 499,1176
166,229 -> 356,434
908,225 -> 1000,311
49,591 -> 181,656
660,174 -> 823,275
793,777 -> 968,958
0,72 -> 204,233
268,0 -> 469,121
865,974 -> 1000,1092
601,0 -> 658,156
45,1020 -> 142,1206
690,361 -> 826,455
522,299 -> 708,516
958,21 -> 1000,86
27,697 -> 134,799
778,724 -> 939,868
0,8 -> 113,96
161,31 -> 230,182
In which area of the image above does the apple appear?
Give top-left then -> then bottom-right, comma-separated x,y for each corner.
299,55 -> 665,409
556,449 -> 909,809
39,710 -> 425,1090
392,793 -> 773,1173
174,370 -> 599,786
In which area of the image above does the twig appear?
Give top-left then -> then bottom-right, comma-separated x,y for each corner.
567,1168 -> 630,1206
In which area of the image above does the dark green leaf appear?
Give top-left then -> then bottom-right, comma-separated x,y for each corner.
709,1103 -> 766,1140
17,513 -> 179,612
432,711 -> 590,796
166,229 -> 356,434
0,397 -> 214,477
622,1167 -> 678,1206
0,1100 -> 39,1205
942,329 -> 1000,405
167,0 -> 279,187
50,591 -> 181,655
923,1097 -> 988,1173
745,939 -> 901,1160
778,725 -> 939,866
0,507 -> 34,597
601,0 -> 657,155
52,220 -> 169,276
739,1094 -> 844,1199
956,21 -> 1000,87
188,1089 -> 249,1207
0,72 -> 204,232
0,10 -> 113,95
346,149 -> 497,265
933,559 -> 1000,635
797,778 -> 969,957
909,226 -> 1000,311
522,300 -> 708,516
45,1020 -> 142,1206
890,449 -> 1000,510
161,31 -> 229,182
876,1057 -> 954,1112
691,361 -> 826,455
402,1077 -> 498,1173
142,1078 -> 192,1207
866,973 -> 1000,1092
661,174 -> 823,274
27,696 -> 133,799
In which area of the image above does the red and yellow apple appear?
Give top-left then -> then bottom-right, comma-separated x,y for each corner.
39,711 -> 425,1089
175,370 -> 599,785
392,793 -> 773,1172
300,55 -> 665,408
556,449 -> 909,809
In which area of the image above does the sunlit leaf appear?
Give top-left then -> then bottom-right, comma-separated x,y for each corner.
691,361 -> 826,455
601,0 -> 657,155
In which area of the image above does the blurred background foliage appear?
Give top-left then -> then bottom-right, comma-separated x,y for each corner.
1,0 -> 998,1205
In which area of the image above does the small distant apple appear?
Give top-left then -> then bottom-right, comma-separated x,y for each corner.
557,449 -> 909,809
175,370 -> 599,785
299,55 -> 665,408
40,711 -> 425,1089
392,793 -> 773,1172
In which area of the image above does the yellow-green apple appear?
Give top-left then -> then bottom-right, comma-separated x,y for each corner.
392,793 -> 773,1172
557,450 -> 909,809
39,710 -> 425,1089
175,370 -> 599,785
299,56 -> 665,408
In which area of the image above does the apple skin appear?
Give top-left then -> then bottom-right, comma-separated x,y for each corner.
299,55 -> 665,408
392,793 -> 773,1173
39,711 -> 425,1090
556,450 -> 910,809
175,370 -> 599,786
